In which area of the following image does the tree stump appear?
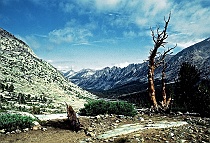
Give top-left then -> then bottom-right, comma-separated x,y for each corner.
65,102 -> 81,131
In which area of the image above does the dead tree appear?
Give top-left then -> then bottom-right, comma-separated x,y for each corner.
65,102 -> 81,131
161,59 -> 167,106
160,59 -> 172,111
148,13 -> 175,111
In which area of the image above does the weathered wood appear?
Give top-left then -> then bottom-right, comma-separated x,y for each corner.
65,102 -> 81,131
161,59 -> 167,106
148,13 -> 175,112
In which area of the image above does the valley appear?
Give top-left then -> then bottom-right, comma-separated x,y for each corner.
1,0 -> 210,142
0,28 -> 210,143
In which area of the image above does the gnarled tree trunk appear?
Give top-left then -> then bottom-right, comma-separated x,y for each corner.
148,13 -> 175,111
161,59 -> 167,106
148,49 -> 158,109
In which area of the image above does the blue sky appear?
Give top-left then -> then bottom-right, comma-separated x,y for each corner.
1,0 -> 210,71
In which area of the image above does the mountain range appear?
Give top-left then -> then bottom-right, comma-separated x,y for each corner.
0,28 -> 96,113
65,38 -> 210,96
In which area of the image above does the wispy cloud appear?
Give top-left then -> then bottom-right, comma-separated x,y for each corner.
49,28 -> 74,44
94,0 -> 122,11
123,31 -> 138,38
59,1 -> 75,13
113,61 -> 130,68
32,0 -> 210,49
168,1 -> 210,47
46,60 -> 76,71
26,0 -> 210,38
21,0 -> 210,48
4,0 -> 210,71
48,20 -> 93,45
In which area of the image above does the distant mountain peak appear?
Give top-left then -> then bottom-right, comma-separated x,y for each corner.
65,37 -> 210,92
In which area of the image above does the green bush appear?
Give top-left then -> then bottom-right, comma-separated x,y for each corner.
0,113 -> 37,132
80,100 -> 137,116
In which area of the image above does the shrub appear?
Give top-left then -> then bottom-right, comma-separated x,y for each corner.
31,106 -> 41,114
0,113 -> 37,132
80,100 -> 137,116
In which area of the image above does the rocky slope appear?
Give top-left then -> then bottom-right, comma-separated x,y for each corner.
64,69 -> 95,84
165,37 -> 210,80
0,28 -> 96,113
65,38 -> 210,92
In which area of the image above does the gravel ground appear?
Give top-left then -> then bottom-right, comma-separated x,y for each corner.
0,113 -> 210,143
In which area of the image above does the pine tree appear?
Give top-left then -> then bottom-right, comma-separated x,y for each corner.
175,62 -> 200,111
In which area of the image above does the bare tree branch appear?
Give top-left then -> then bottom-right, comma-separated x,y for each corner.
147,12 -> 175,111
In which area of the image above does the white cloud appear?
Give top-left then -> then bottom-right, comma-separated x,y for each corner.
25,0 -> 210,71
48,21 -> 93,44
16,0 -> 210,53
46,59 -> 53,63
75,0 -> 123,11
95,0 -> 122,10
168,33 -> 204,49
121,0 -> 210,49
45,60 -> 76,71
171,1 -> 209,35
54,0 -> 172,37
177,40 -> 203,48
114,62 -> 130,68
49,27 -> 74,44
56,65 -> 71,71
135,17 -> 148,27
59,2 -> 75,13
123,31 -> 138,38
166,1 -> 210,47
142,0 -> 169,16
99,0 -> 171,28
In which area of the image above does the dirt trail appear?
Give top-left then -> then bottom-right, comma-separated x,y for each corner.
97,121 -> 188,139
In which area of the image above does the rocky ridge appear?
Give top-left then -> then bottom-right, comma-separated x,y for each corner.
65,38 -> 210,92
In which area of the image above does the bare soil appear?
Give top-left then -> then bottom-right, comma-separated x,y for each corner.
0,114 -> 210,143
0,127 -> 86,143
